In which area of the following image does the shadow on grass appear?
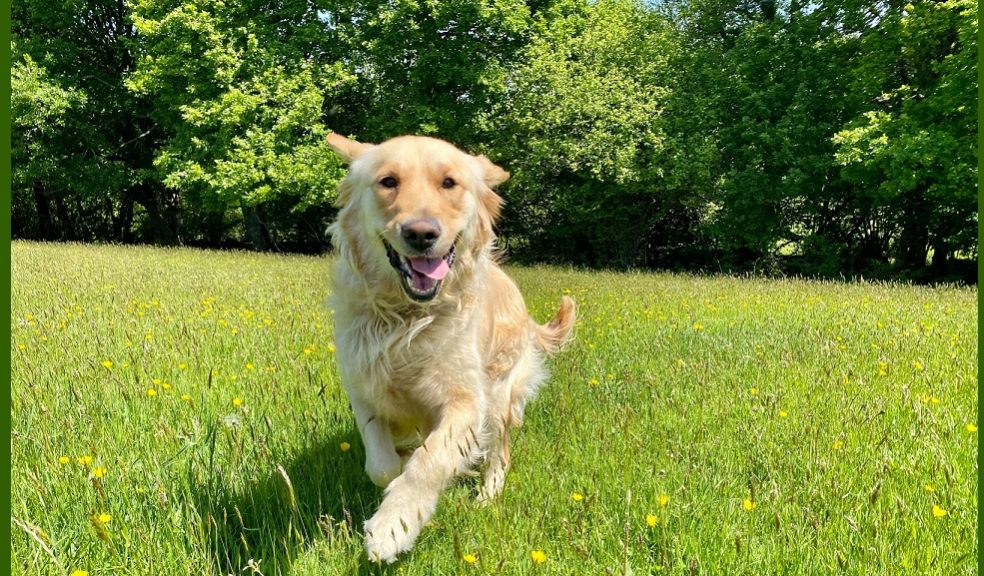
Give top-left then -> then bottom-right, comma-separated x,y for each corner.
188,425 -> 397,576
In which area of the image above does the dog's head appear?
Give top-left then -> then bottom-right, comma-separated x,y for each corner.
327,133 -> 508,303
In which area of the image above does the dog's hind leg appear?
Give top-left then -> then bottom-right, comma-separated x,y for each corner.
477,412 -> 510,503
478,343 -> 545,502
507,344 -> 549,430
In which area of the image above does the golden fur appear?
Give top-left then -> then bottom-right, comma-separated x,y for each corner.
326,132 -> 575,563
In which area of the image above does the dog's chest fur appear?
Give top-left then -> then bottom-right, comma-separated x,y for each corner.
335,295 -> 482,430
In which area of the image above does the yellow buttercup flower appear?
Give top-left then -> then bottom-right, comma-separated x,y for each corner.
328,343 -> 337,353
78,455 -> 93,466
967,423 -> 978,433
778,410 -> 788,418
98,513 -> 111,524
659,494 -> 669,507
931,505 -> 947,518
340,442 -> 351,452
750,387 -> 758,396
58,456 -> 70,465
646,514 -> 657,528
245,362 -> 254,370
913,360 -> 924,371
463,553 -> 477,564
530,550 -> 546,564
743,498 -> 756,511
924,484 -> 935,493
233,397 -> 243,407
70,571 -> 88,576
571,492 -> 584,502
101,360 -> 113,369
181,394 -> 192,402
93,466 -> 107,478
833,439 -> 843,450
146,388 -> 157,397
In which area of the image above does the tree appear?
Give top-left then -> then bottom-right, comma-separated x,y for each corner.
11,51 -> 86,239
333,0 -> 537,146
491,0 -> 680,266
127,0 -> 353,249
833,0 -> 977,279
12,0 -> 173,243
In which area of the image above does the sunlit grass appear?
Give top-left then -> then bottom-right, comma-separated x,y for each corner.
10,241 -> 978,575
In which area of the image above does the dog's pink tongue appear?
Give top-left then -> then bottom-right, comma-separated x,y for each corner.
408,257 -> 450,280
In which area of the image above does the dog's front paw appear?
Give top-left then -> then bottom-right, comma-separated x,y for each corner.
365,449 -> 402,488
364,506 -> 420,564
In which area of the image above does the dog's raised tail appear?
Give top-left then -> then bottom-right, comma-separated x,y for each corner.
532,295 -> 576,355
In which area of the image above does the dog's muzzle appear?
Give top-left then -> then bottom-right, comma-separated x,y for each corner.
384,240 -> 456,302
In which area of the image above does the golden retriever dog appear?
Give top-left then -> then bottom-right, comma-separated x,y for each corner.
325,132 -> 575,563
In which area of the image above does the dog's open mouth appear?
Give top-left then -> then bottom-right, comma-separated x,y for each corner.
384,240 -> 456,302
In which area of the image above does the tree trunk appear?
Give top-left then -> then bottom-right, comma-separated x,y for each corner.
132,183 -> 176,245
896,191 -> 929,271
241,201 -> 270,251
114,189 -> 135,242
205,210 -> 226,245
32,182 -> 55,240
162,188 -> 182,245
928,243 -> 949,279
54,197 -> 76,240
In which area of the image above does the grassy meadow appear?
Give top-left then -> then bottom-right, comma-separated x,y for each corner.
10,241 -> 978,575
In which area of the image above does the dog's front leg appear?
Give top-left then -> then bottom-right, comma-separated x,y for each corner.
364,389 -> 484,563
348,393 -> 402,488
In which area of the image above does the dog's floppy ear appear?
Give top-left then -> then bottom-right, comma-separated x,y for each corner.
475,155 -> 510,188
327,132 -> 375,163
475,154 -> 507,225
473,155 -> 507,248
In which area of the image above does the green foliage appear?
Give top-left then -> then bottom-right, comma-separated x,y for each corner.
337,0 -> 536,143
501,0 -> 669,184
833,0 -> 978,274
9,0 -> 978,280
492,0 -> 681,266
12,0 -> 172,242
127,0 -> 352,212
10,51 -> 87,188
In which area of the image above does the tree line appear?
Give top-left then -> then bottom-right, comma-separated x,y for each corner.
11,0 -> 978,282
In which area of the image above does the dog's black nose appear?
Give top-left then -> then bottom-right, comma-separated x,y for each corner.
401,218 -> 441,252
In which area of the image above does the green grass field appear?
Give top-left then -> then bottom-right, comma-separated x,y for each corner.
10,241 -> 978,575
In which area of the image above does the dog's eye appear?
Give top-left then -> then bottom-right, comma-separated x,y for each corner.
379,176 -> 398,188
441,177 -> 456,189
